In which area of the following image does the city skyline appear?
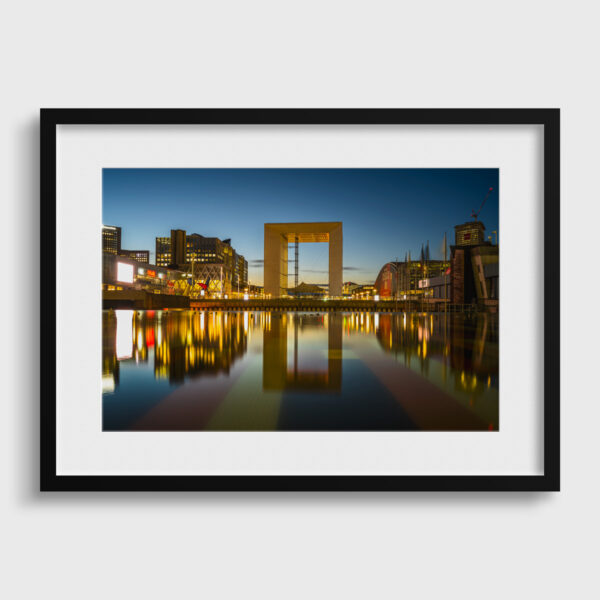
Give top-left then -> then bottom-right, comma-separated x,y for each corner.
103,168 -> 499,285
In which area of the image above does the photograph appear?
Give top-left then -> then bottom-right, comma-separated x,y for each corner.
4,0 -> 580,595
102,167 -> 500,432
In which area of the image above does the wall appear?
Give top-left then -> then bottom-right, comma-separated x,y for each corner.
1,2 -> 595,599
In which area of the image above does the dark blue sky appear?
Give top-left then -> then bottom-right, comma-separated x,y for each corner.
103,168 -> 499,285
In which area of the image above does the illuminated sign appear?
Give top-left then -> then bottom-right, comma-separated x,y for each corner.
146,269 -> 156,277
116,262 -> 134,284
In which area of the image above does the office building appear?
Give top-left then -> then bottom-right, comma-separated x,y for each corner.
374,259 -> 449,299
155,229 -> 248,294
102,225 -> 121,255
155,236 -> 171,267
103,225 -> 149,264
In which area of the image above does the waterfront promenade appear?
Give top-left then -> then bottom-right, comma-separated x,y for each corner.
103,289 -> 497,313
189,298 -> 490,313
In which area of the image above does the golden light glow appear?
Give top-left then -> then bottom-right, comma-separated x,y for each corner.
115,310 -> 133,359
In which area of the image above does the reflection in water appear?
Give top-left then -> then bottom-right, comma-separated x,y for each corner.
375,312 -> 498,396
103,310 -> 498,431
263,313 -> 342,392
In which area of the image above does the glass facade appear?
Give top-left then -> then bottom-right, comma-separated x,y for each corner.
156,231 -> 248,290
102,225 -> 121,255
155,237 -> 171,267
375,260 -> 450,299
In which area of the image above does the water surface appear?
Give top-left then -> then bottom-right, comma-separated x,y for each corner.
102,310 -> 498,431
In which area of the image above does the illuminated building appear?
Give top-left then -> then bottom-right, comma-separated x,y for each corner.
155,230 -> 248,294
342,281 -> 360,297
103,225 -> 149,263
264,222 -> 342,298
156,229 -> 187,267
248,284 -> 264,297
155,236 -> 172,267
102,225 -> 121,255
287,282 -> 327,297
374,260 -> 449,299
119,249 -> 150,264
102,253 -> 186,292
235,253 -> 249,291
373,223 -> 498,308
351,284 -> 376,300
450,221 -> 498,305
454,221 -> 486,247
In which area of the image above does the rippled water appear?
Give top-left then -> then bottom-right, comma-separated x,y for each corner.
102,309 -> 498,431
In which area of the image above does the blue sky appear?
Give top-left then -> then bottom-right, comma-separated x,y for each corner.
103,168 -> 499,285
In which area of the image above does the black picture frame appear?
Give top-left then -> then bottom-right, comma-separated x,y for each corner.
40,108 -> 560,492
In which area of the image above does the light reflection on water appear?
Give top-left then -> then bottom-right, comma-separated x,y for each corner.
102,310 -> 498,431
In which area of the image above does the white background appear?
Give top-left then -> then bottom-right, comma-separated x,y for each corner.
56,124 -> 543,476
1,1 -> 596,599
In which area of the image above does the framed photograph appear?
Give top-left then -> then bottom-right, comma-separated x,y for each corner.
41,108 -> 560,492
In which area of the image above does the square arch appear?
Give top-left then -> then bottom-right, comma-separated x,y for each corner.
264,222 -> 343,298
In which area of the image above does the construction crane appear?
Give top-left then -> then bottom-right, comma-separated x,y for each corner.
471,187 -> 494,221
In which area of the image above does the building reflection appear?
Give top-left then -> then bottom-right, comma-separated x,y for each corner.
370,312 -> 498,397
103,309 -> 498,401
103,309 -> 249,387
262,313 -> 343,392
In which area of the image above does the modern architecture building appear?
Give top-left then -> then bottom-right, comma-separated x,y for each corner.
155,229 -> 248,295
103,225 -> 150,264
417,275 -> 451,299
102,225 -> 121,255
351,284 -> 377,300
450,220 -> 498,305
374,259 -> 450,299
156,229 -> 187,267
264,222 -> 342,298
155,236 -> 172,267
374,221 -> 498,308
102,253 -> 186,292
